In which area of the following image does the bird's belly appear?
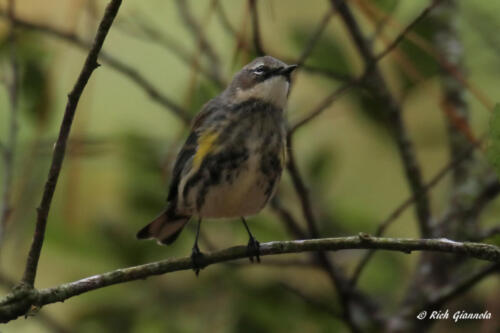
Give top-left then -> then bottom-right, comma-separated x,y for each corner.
198,166 -> 270,218
198,162 -> 275,218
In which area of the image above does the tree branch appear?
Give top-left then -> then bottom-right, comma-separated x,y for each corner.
296,9 -> 336,65
249,0 -> 264,56
350,140 -> 479,286
278,282 -> 342,318
270,197 -> 307,239
1,236 -> 498,323
21,0 -> 123,287
470,225 -> 500,242
175,0 -> 222,79
291,0 -> 447,133
372,0 -> 443,63
290,78 -> 360,133
331,0 -> 434,237
427,262 -> 500,308
115,12 -> 226,88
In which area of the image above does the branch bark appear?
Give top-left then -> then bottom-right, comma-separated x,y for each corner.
1,236 -> 498,323
21,0 -> 123,287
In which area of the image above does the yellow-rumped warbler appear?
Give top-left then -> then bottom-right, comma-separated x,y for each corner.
137,56 -> 297,267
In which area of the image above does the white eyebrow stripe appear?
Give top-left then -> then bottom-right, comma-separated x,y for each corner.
250,61 -> 264,70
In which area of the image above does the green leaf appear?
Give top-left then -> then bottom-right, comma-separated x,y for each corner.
487,104 -> 500,178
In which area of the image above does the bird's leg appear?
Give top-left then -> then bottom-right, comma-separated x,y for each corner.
191,218 -> 204,276
241,217 -> 260,263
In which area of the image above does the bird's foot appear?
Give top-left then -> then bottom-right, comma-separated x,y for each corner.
191,244 -> 205,276
247,236 -> 260,263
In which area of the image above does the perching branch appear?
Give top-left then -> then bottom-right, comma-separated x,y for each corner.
1,236 -> 498,323
21,0 -> 123,287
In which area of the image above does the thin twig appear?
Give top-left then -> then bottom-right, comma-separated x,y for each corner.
297,9 -> 336,66
182,0 -> 219,110
426,262 -> 500,308
1,236 -> 498,323
214,1 -> 349,82
470,226 -> 500,242
372,0 -> 443,64
278,282 -> 342,318
248,0 -> 264,56
292,0 -> 447,134
21,0 -> 123,287
115,12 -> 225,88
176,0 -> 223,80
270,197 -> 307,239
331,0 -> 432,237
433,176 -> 500,233
286,135 -> 319,238
0,0 -> 19,245
214,0 -> 238,37
0,11 -> 191,124
290,78 -> 360,133
286,134 -> 374,333
350,141 -> 480,286
354,0 -> 494,112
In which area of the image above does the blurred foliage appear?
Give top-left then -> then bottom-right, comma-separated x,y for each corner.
290,26 -> 352,78
123,133 -> 165,215
0,31 -> 52,124
487,104 -> 500,179
394,19 -> 440,91
372,0 -> 399,14
0,0 -> 499,332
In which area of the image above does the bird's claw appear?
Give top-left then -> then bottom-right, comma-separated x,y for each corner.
191,244 -> 205,276
247,237 -> 260,263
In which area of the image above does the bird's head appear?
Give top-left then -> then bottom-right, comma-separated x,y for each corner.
226,56 -> 297,109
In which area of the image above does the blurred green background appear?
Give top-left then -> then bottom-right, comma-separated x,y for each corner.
0,0 -> 499,332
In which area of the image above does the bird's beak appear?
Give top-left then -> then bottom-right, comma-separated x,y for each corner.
280,64 -> 298,79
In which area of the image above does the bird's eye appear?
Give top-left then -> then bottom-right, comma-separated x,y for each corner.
253,65 -> 267,76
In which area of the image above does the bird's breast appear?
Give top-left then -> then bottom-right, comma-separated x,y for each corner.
179,108 -> 286,218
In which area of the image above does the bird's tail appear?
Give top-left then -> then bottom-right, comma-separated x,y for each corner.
136,208 -> 190,245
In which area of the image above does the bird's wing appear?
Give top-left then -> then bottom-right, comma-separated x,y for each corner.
167,97 -> 221,203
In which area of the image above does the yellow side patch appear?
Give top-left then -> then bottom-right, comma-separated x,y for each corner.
279,142 -> 287,168
193,131 -> 219,169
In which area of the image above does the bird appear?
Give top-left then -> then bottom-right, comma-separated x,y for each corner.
136,56 -> 297,273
